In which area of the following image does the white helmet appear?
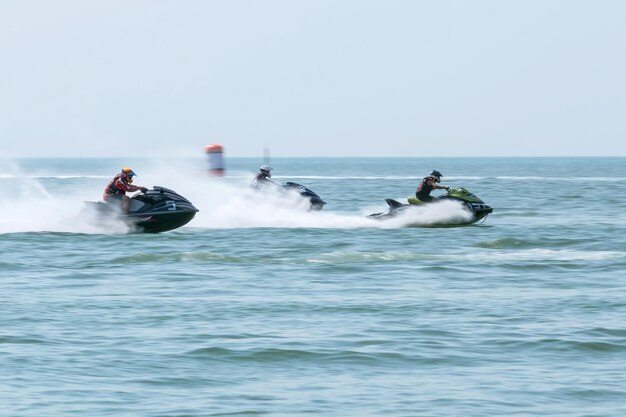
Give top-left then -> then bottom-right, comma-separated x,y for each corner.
260,165 -> 273,177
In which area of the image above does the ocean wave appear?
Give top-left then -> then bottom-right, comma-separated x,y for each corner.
131,376 -> 222,387
489,338 -> 626,353
0,336 -> 48,345
307,249 -> 626,264
473,238 -> 590,249
184,346 -> 435,366
111,252 -> 251,264
111,251 -> 421,266
433,249 -> 626,264
580,328 -> 626,338
554,387 -> 626,401
108,248 -> 626,266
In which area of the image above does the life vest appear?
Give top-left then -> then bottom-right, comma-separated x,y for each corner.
104,174 -> 130,196
416,177 -> 434,198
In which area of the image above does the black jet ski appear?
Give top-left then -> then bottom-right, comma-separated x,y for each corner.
85,186 -> 199,233
368,187 -> 493,225
281,182 -> 326,211
252,180 -> 326,211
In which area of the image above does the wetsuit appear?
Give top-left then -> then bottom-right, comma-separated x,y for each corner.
250,173 -> 274,190
415,177 -> 435,202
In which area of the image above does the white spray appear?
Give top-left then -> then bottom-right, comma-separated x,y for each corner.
0,159 -> 475,233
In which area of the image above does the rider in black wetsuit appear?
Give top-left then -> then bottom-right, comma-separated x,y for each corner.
415,170 -> 449,202
250,165 -> 277,190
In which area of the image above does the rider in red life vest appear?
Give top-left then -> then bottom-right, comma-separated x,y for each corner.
103,168 -> 148,214
415,170 -> 450,202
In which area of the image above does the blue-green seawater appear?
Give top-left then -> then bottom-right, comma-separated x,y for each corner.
1,157 -> 626,417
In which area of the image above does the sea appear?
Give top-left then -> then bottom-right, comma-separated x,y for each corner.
1,157 -> 626,417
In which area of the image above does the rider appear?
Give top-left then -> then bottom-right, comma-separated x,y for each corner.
415,170 -> 449,202
103,168 -> 148,214
250,165 -> 277,190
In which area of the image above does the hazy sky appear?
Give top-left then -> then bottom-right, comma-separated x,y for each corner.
1,0 -> 625,157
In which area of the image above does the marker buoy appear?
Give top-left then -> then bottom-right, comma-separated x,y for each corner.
205,144 -> 225,176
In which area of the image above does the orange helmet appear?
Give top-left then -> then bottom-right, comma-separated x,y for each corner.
120,168 -> 136,183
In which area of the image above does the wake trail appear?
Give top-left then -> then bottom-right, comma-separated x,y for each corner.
0,162 -> 476,233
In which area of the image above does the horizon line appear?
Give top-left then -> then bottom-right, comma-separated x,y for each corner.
3,155 -> 625,159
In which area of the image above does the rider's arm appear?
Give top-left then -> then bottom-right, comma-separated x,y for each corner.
428,178 -> 446,190
129,184 -> 148,193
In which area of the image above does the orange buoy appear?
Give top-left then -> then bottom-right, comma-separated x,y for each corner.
205,144 -> 225,176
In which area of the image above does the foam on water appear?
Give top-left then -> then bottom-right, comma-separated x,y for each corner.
0,192 -> 131,234
0,161 -> 129,234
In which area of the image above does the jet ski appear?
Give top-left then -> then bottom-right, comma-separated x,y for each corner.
368,187 -> 493,225
281,182 -> 326,211
252,180 -> 326,211
84,186 -> 199,233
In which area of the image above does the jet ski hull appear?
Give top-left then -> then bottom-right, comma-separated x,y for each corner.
85,186 -> 198,233
368,187 -> 493,226
283,182 -> 326,211
253,181 -> 326,211
129,210 -> 198,233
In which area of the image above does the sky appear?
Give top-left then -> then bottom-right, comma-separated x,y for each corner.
1,0 -> 625,158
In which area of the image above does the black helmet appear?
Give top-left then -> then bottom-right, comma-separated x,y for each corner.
429,170 -> 442,182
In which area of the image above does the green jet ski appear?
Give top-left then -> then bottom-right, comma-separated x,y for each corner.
368,187 -> 493,225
